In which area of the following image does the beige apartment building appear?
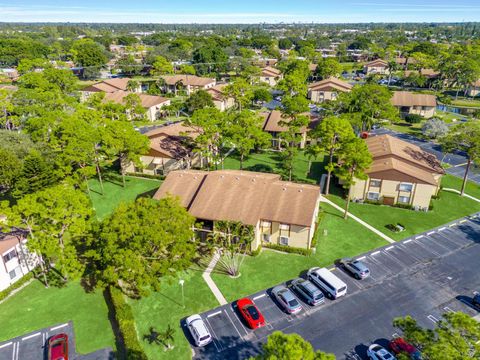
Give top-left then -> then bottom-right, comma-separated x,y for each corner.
160,75 -> 216,96
349,135 -> 444,210
308,77 -> 352,103
391,91 -> 437,118
154,170 -> 321,250
363,59 -> 389,75
258,66 -> 283,87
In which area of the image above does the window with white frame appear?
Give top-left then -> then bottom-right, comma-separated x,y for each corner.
263,234 -> 271,242
279,223 -> 290,231
367,192 -> 380,200
399,183 -> 413,192
398,196 -> 410,204
279,236 -> 289,246
369,179 -> 381,188
261,221 -> 271,227
8,266 -> 20,280
3,249 -> 17,263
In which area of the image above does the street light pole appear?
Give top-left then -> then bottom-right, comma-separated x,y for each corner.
179,279 -> 185,308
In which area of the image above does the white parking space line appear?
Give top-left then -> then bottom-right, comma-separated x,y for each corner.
207,310 -> 222,318
416,235 -> 424,239
427,315 -> 439,323
0,342 -> 12,349
50,323 -> 69,331
21,332 -> 41,341
385,246 -> 394,251
204,318 -> 223,352
11,342 -> 15,360
459,219 -> 467,223
223,309 -> 244,341
438,227 -> 446,231
449,223 -> 457,227
427,231 -> 435,236
356,256 -> 366,261
371,251 -> 380,256
444,307 -> 454,313
253,293 -> 266,301
404,239 -> 412,243
229,307 -> 249,335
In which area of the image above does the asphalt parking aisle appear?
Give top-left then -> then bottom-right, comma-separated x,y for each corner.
402,238 -> 439,261
439,227 -> 473,247
371,250 -> 405,274
428,231 -> 461,252
360,253 -> 394,280
416,234 -> 451,257
0,342 -> 15,360
252,292 -> 292,330
383,244 -> 419,267
17,331 -> 44,360
204,309 -> 245,352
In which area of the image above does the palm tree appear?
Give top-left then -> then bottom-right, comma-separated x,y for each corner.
126,79 -> 140,92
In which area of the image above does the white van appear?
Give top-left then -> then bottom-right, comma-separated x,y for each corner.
307,267 -> 347,299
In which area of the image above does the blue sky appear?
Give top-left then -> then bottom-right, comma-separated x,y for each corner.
2,0 -> 480,23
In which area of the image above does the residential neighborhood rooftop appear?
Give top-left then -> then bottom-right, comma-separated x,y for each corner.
161,74 -> 216,86
308,77 -> 353,92
390,91 -> 437,107
154,170 -> 321,227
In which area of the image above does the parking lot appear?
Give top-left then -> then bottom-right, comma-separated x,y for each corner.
0,322 -> 114,360
191,213 -> 480,360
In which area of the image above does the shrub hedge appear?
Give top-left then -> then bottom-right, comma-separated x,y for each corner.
263,243 -> 312,256
0,270 -> 35,302
108,286 -> 147,360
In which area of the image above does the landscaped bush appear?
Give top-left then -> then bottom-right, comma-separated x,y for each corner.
385,223 -> 406,232
393,203 -> 413,210
108,286 -> 147,360
250,246 -> 262,257
364,199 -> 382,205
263,243 -> 313,256
0,269 -> 36,302
405,114 -> 423,124
126,172 -> 165,181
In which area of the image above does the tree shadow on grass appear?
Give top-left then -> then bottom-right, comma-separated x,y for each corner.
103,289 -> 124,360
135,188 -> 159,200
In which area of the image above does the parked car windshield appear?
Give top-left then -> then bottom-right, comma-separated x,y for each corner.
246,305 -> 260,320
288,298 -> 299,307
338,286 -> 347,293
199,335 -> 210,341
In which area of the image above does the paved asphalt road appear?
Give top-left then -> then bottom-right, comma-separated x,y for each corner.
371,128 -> 480,184
0,322 -> 114,360
189,213 -> 480,360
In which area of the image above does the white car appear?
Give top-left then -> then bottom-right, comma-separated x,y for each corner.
367,344 -> 397,360
186,314 -> 212,347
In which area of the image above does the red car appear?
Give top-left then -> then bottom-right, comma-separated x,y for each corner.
237,298 -> 265,329
389,337 -> 422,359
48,333 -> 69,360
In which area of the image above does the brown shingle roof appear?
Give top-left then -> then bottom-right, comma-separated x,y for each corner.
206,84 -> 228,101
391,91 -> 436,107
308,77 -> 353,92
83,77 -> 132,93
145,122 -> 200,159
365,134 -> 444,185
404,69 -> 440,79
161,75 -> 215,87
154,170 -> 321,227
261,66 -> 282,77
0,232 -> 22,255
261,110 -> 316,133
365,59 -> 388,67
103,91 -> 170,108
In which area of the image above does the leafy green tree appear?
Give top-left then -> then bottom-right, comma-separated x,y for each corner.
90,197 -> 196,297
335,138 -> 372,219
71,39 -> 108,68
393,312 -> 480,360
278,38 -> 293,50
224,78 -> 254,111
179,64 -> 196,75
0,88 -> 14,129
277,59 -> 310,96
315,58 -> 342,79
252,331 -> 335,360
103,120 -> 150,187
185,89 -> 214,114
226,111 -> 271,169
192,46 -> 228,75
311,115 -> 355,195
253,87 -> 273,104
151,55 -> 173,75
2,184 -> 93,285
440,121 -> 480,195
336,84 -> 398,131
0,148 -> 21,191
185,107 -> 225,169
116,55 -> 141,76
12,150 -> 58,198
124,93 -> 146,121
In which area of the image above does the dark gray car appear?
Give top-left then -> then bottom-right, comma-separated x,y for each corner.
341,258 -> 370,279
291,278 -> 325,306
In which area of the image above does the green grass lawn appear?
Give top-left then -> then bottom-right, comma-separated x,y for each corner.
88,174 -> 162,219
327,176 -> 480,241
211,204 -> 388,301
441,173 -> 480,200
223,150 -> 326,185
128,271 -> 218,360
385,121 -> 424,136
0,281 -> 115,354
450,98 -> 480,108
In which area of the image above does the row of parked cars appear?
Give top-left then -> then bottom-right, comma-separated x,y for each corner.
187,259 -> 371,347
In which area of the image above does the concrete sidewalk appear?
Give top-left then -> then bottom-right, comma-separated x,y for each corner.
320,196 -> 396,244
202,251 -> 228,306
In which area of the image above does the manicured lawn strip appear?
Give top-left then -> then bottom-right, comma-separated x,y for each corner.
450,99 -> 480,108
127,271 -> 219,360
88,175 -> 161,219
0,281 -> 115,354
441,174 -> 480,200
385,121 -> 424,137
327,185 -> 480,241
211,204 -> 387,302
223,150 -> 326,184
